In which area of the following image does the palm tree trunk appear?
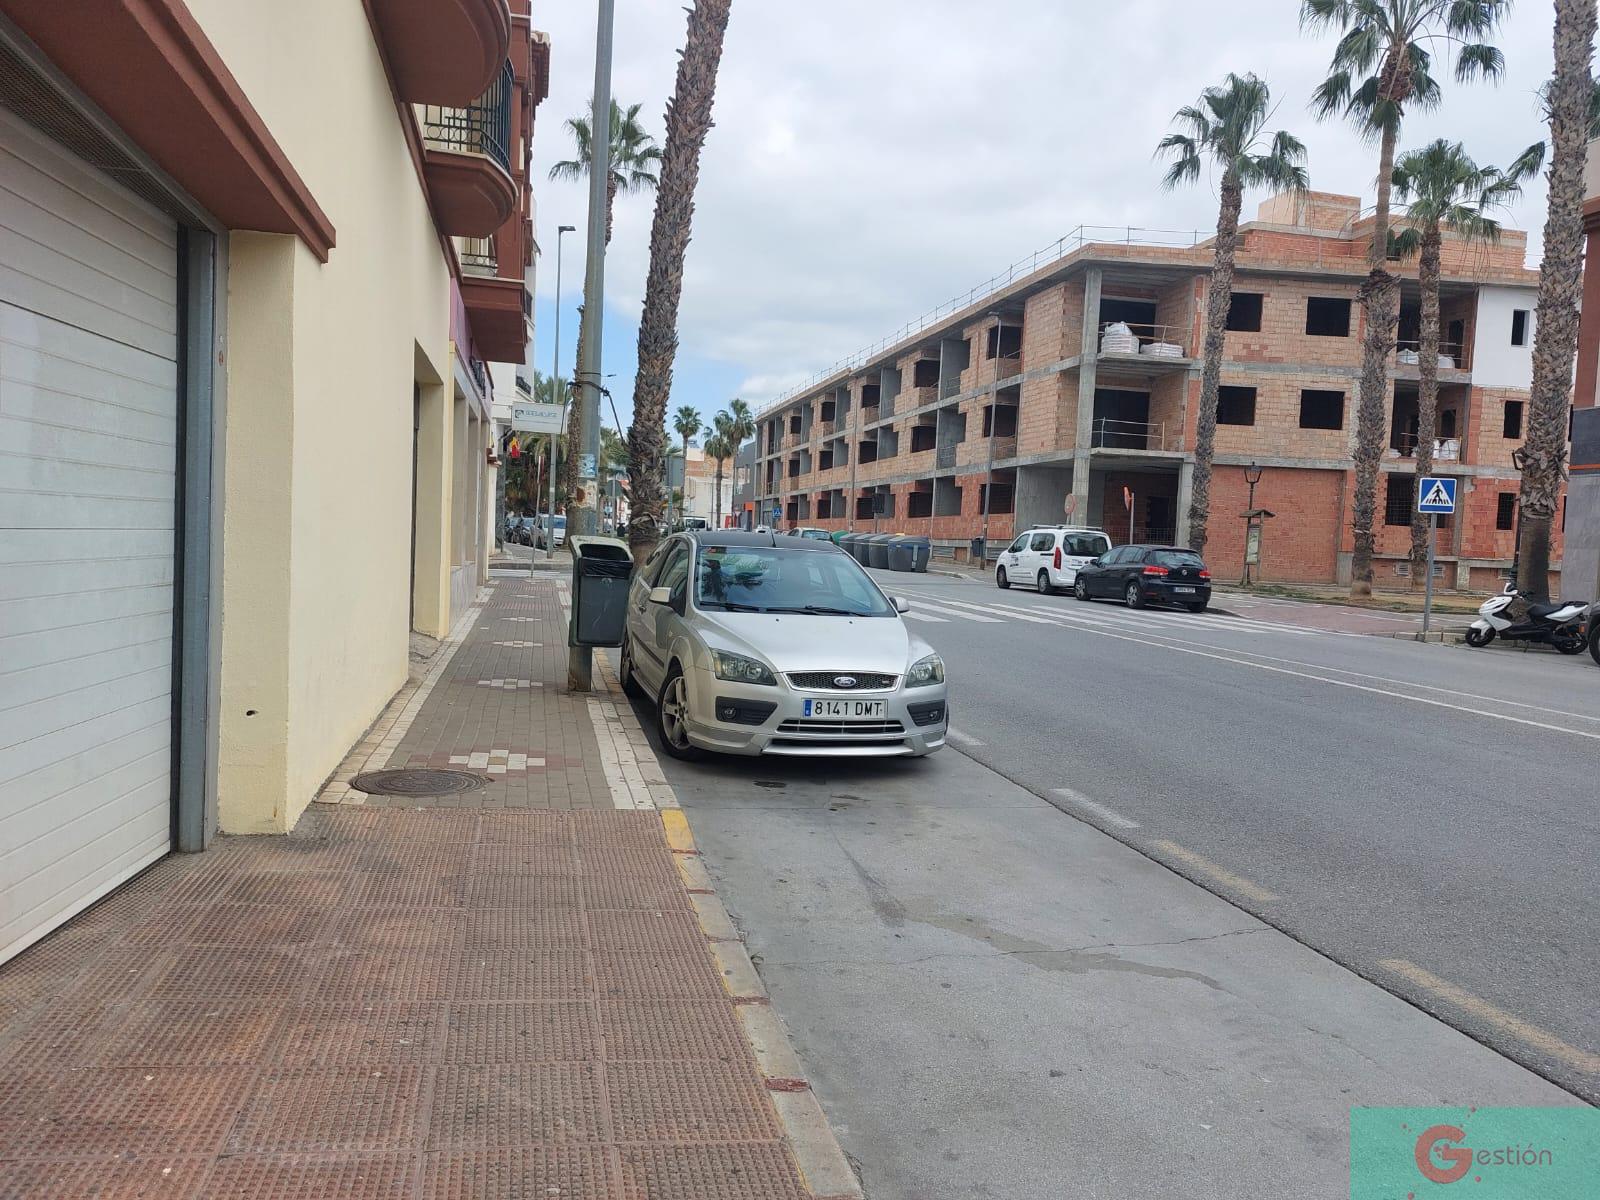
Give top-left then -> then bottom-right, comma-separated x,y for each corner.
1350,118 -> 1401,597
713,460 -> 724,529
625,0 -> 733,565
1517,0 -> 1596,601
1408,222 -> 1442,589
1188,171 -> 1243,556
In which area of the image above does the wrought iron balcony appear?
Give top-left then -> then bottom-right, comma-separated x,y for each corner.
421,62 -> 517,237
459,236 -> 497,275
422,62 -> 513,171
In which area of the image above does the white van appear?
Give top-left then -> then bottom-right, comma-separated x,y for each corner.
996,526 -> 1112,594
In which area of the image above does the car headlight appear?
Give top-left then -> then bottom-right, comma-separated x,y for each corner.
711,649 -> 777,685
905,653 -> 944,687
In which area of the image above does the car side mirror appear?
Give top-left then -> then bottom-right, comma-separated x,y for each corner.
891,596 -> 910,614
1089,557 -> 1102,567
649,586 -> 673,606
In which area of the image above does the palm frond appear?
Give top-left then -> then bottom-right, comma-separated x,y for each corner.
1309,69 -> 1355,119
1453,40 -> 1503,83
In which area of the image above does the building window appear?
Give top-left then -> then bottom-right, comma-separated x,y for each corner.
1384,474 -> 1413,526
913,359 -> 939,388
908,490 -> 933,518
1439,408 -> 1457,439
1305,296 -> 1352,337
1496,491 -> 1516,531
1511,309 -> 1529,346
1217,386 -> 1257,425
1226,292 -> 1263,332
1503,400 -> 1524,439
979,482 -> 1015,514
1299,389 -> 1344,429
982,405 -> 1018,437
985,324 -> 1022,359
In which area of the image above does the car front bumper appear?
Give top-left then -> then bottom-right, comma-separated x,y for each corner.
681,665 -> 947,757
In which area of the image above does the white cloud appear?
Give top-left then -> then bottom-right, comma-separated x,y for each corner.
531,1 -> 1558,407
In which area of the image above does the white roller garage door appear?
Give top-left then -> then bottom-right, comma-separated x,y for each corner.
0,108 -> 179,963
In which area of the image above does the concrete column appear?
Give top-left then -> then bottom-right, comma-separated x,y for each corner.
1567,407 -> 1600,601
411,381 -> 452,638
1070,268 -> 1103,521
1175,459 -> 1195,546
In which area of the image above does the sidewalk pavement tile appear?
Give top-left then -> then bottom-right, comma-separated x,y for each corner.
0,580 -> 814,1198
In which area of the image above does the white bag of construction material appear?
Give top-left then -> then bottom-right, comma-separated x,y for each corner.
1100,322 -> 1138,354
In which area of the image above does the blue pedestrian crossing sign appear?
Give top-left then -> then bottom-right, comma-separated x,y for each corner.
1416,475 -> 1457,514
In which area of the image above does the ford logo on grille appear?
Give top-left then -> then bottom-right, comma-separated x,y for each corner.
833,675 -> 857,689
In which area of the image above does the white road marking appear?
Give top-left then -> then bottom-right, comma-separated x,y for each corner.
899,600 -> 1006,623
945,726 -> 984,746
901,610 -> 948,623
1052,787 -> 1139,829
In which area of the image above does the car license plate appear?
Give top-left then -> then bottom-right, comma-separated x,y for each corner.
1173,586 -> 1196,594
803,698 -> 885,719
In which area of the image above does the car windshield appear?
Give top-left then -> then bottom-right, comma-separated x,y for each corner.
1150,550 -> 1204,569
694,546 -> 893,616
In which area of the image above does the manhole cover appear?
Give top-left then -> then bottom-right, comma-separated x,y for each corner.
351,768 -> 486,797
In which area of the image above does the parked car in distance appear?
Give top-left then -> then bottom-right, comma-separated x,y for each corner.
679,516 -> 709,531
996,526 -> 1112,594
1073,544 -> 1212,612
507,515 -> 536,545
787,527 -> 833,542
619,531 -> 947,760
535,513 -> 567,550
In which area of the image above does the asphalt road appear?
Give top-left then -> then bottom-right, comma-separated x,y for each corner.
879,572 -> 1600,1097
617,572 -> 1598,1192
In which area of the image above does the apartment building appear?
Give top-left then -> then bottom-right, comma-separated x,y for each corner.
1569,139 -> 1600,601
678,444 -> 737,526
757,190 -> 1556,592
0,0 -> 547,962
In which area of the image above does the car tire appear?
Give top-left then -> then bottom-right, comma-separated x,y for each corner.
618,636 -> 642,697
1186,602 -> 1208,614
996,567 -> 1009,590
1037,570 -> 1054,596
1074,577 -> 1089,601
656,666 -> 703,761
1125,581 -> 1144,609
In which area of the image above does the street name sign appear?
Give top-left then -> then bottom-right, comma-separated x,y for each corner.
1416,476 -> 1457,514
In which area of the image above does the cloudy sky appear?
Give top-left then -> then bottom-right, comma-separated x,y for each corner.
528,1 -> 1562,438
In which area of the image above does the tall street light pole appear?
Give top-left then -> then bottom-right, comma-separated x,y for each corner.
568,0 -> 613,692
544,224 -> 576,563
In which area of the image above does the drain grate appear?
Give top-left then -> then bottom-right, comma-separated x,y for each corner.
351,769 -> 487,797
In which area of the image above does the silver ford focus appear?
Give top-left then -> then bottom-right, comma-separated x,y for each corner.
618,532 -> 948,760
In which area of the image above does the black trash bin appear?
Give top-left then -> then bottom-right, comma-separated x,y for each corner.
969,536 -> 986,565
865,534 -> 895,570
901,535 -> 932,572
841,533 -> 867,563
567,535 -> 633,647
886,537 -> 916,572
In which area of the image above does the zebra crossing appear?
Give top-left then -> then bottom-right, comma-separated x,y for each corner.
894,586 -> 1334,640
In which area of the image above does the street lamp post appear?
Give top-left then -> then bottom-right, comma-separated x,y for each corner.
544,224 -> 576,564
1241,460 -> 1263,586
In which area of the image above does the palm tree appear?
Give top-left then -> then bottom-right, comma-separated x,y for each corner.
705,410 -> 737,530
598,424 -> 630,531
670,406 -> 702,528
1156,72 -> 1308,556
725,397 -> 755,527
550,103 -> 662,521
1302,0 -> 1510,596
548,99 -> 663,245
1516,0 -> 1598,599
1391,138 -> 1540,587
625,0 -> 734,561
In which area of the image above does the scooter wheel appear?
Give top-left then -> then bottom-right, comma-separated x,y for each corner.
1553,631 -> 1586,655
1465,626 -> 1495,648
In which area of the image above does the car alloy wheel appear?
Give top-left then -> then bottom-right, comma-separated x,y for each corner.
996,567 -> 1009,589
657,668 -> 702,760
1125,581 -> 1144,609
1038,570 -> 1054,596
1074,577 -> 1089,601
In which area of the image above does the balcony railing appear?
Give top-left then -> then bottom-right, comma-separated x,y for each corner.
1091,418 -> 1171,451
460,235 -> 496,274
1395,339 -> 1469,370
421,61 -> 513,172
1390,433 -> 1463,460
1097,321 -> 1189,358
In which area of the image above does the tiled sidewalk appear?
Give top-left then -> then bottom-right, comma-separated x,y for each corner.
0,576 -> 825,1199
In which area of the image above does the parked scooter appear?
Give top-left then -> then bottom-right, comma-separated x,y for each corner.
1465,584 -> 1588,653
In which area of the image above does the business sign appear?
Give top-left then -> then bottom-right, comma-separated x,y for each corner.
511,403 -> 565,435
1416,475 -> 1457,514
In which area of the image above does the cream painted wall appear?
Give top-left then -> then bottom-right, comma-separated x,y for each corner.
1471,286 -> 1538,390
190,0 -> 457,831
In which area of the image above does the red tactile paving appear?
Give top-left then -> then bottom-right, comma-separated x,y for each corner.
618,1143 -> 810,1200
419,1147 -> 616,1200
0,592 -> 812,1200
442,1002 -> 599,1063
0,1157 -> 212,1200
198,1154 -> 416,1200
227,1067 -> 427,1154
425,1063 -> 607,1149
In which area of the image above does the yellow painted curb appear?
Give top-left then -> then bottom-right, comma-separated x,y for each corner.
661,808 -> 697,854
